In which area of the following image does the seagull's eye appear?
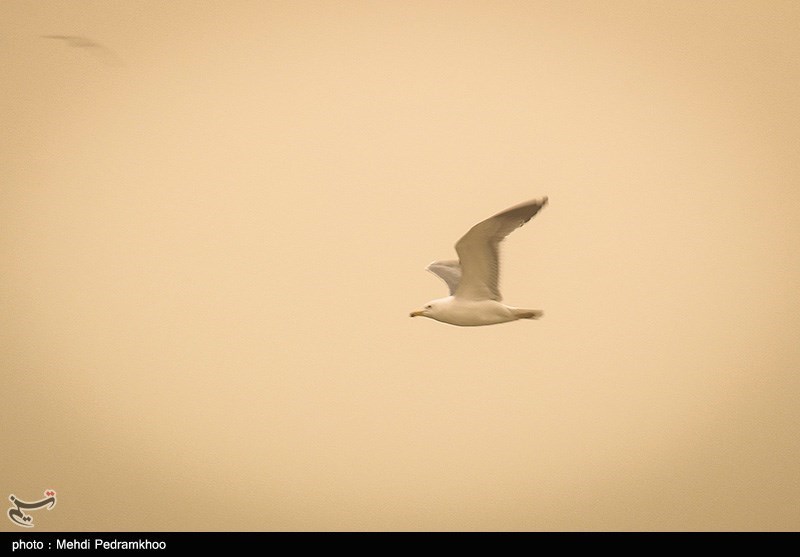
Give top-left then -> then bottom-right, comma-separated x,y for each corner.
425,305 -> 432,310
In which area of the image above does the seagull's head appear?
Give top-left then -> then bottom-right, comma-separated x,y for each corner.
410,299 -> 446,320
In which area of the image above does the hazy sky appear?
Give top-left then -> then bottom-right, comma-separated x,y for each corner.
2,1 -> 799,531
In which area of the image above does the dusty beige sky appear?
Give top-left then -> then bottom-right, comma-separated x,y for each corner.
2,1 -> 799,531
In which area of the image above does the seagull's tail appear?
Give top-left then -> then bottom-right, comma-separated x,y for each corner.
513,309 -> 543,320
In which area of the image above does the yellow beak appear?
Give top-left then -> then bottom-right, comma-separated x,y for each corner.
410,310 -> 424,317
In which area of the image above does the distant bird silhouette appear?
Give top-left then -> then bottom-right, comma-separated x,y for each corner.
41,35 -> 124,66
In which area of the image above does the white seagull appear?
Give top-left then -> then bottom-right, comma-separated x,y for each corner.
410,197 -> 548,326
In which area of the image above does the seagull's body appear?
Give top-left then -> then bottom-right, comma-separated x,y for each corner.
410,197 -> 548,326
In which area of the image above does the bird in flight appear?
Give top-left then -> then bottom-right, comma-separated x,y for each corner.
410,197 -> 548,326
41,35 -> 124,66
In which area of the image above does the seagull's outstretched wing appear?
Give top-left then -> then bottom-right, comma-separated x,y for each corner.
454,197 -> 548,301
426,260 -> 461,295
